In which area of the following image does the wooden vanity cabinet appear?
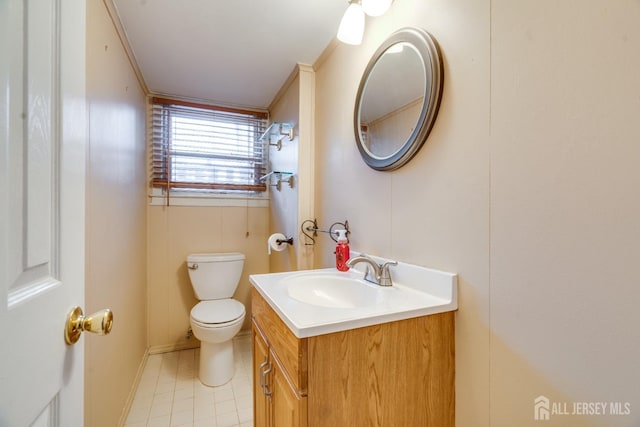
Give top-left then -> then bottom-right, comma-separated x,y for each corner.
252,321 -> 308,427
252,288 -> 308,427
251,288 -> 454,427
252,325 -> 270,427
271,354 -> 307,426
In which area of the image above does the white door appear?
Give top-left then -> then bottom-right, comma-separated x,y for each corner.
0,0 -> 87,426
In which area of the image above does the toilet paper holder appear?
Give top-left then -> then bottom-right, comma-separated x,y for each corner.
276,237 -> 293,246
268,233 -> 294,255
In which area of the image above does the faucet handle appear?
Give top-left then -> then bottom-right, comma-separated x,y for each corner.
379,260 -> 397,286
381,260 -> 398,270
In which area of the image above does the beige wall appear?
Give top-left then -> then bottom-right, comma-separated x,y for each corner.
85,1 -> 148,426
147,205 -> 269,349
490,1 -> 640,426
314,0 -> 640,426
268,65 -> 316,272
367,98 -> 422,157
268,72 -> 301,272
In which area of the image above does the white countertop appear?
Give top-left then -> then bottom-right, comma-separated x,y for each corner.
249,257 -> 457,338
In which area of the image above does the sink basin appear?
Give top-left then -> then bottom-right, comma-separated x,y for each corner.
249,256 -> 457,338
283,272 -> 383,308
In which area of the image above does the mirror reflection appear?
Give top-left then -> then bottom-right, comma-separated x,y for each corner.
359,42 -> 425,159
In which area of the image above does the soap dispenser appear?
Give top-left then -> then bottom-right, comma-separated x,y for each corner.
335,229 -> 350,272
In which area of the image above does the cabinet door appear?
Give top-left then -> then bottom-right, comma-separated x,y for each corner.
271,353 -> 307,427
253,324 -> 271,427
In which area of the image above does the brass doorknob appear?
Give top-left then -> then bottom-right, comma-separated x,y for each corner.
65,306 -> 113,345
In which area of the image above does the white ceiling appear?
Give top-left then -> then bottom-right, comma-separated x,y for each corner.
112,0 -> 347,110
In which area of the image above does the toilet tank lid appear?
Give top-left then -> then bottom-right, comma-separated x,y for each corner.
187,252 -> 245,263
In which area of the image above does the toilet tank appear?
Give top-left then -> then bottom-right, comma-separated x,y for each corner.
186,253 -> 245,300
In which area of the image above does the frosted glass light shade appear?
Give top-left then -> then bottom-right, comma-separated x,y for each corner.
362,0 -> 392,16
337,3 -> 365,45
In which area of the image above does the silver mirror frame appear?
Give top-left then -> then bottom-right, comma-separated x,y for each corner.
354,27 -> 444,171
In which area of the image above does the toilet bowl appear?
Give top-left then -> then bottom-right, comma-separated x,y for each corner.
187,253 -> 246,386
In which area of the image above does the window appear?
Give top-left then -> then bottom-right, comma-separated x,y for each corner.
150,98 -> 268,197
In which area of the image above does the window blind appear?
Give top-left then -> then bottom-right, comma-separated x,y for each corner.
150,98 -> 268,195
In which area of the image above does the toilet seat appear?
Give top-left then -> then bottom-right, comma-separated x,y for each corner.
190,299 -> 245,326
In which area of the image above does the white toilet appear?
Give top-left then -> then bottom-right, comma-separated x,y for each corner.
187,252 -> 246,386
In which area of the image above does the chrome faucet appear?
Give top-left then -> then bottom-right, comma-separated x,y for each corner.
346,254 -> 398,287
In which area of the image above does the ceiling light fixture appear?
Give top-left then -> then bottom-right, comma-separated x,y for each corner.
337,0 -> 365,45
361,0 -> 392,17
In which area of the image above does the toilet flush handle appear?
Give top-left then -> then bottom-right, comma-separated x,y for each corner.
188,263 -> 198,270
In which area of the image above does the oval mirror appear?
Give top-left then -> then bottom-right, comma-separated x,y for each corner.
354,27 -> 443,171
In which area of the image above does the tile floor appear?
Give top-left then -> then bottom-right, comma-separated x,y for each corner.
124,334 -> 253,427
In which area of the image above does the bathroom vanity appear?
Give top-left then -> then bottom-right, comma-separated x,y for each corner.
250,261 -> 457,426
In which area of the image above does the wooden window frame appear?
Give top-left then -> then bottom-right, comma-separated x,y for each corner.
150,97 -> 269,196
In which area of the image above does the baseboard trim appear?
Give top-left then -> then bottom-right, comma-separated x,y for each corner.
148,341 -> 200,355
117,347 -> 150,427
149,331 -> 250,355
